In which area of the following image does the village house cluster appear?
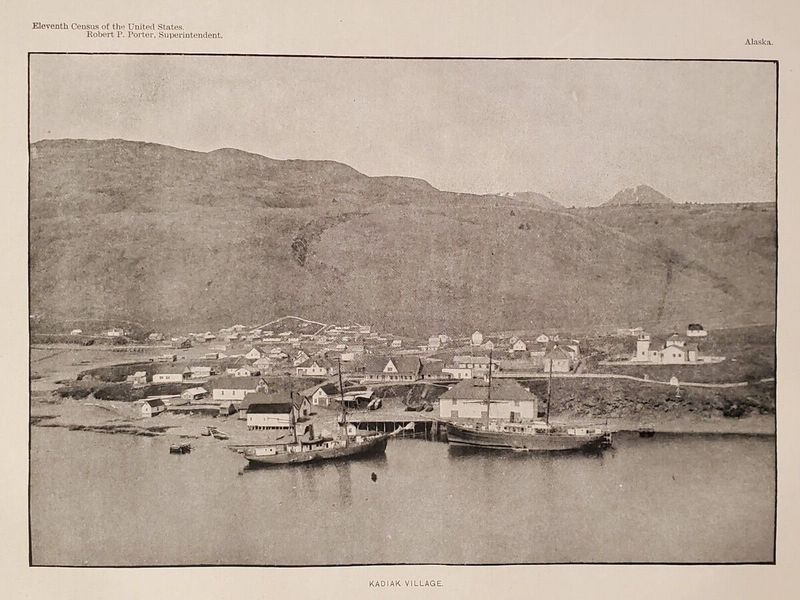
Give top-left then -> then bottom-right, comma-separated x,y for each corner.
121,316 -> 717,427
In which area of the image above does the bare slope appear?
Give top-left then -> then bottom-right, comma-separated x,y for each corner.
30,139 -> 775,335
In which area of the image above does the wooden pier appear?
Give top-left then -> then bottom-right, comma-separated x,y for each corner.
348,416 -> 447,442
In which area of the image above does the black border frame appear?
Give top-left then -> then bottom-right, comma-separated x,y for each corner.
26,53 -> 779,568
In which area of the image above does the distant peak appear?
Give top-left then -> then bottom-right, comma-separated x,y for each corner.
602,184 -> 675,206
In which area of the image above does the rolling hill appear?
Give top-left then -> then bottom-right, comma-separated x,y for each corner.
29,139 -> 776,336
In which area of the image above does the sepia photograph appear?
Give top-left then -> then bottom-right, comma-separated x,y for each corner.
28,54 -> 776,566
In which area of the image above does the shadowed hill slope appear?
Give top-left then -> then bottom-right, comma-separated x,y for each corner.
30,139 -> 776,335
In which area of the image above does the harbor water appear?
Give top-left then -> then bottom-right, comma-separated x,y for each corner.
30,427 -> 775,565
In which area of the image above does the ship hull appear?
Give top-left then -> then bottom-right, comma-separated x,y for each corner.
244,434 -> 389,467
445,423 -> 611,452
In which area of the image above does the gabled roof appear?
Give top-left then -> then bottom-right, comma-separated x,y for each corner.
440,378 -> 538,403
211,376 -> 266,390
144,399 -> 165,407
315,383 -> 340,395
544,346 -> 572,360
363,355 -> 421,375
299,357 -> 335,369
241,391 -> 292,412
183,387 -> 207,395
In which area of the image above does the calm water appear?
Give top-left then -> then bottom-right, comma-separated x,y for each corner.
30,428 -> 775,565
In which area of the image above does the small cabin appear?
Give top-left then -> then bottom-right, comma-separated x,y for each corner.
141,399 -> 166,417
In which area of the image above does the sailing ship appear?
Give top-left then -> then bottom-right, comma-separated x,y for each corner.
243,359 -> 401,467
445,352 -> 612,452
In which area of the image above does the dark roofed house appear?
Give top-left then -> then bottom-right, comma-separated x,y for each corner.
141,398 -> 166,417
311,383 -> 340,407
420,360 -> 445,380
361,356 -> 422,382
439,378 -> 539,421
244,391 -> 297,430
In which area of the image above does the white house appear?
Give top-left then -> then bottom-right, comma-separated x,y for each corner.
152,365 -> 189,383
141,399 -> 166,417
632,333 -> 699,364
470,331 -> 484,346
70,329 -> 83,335
511,339 -> 528,353
483,340 -> 495,351
441,367 -> 472,379
361,356 -> 422,382
232,365 -> 260,377
390,340 -> 402,348
189,365 -> 214,379
181,387 -> 208,402
311,383 -> 340,407
244,392 -> 297,430
450,355 -> 496,378
106,327 -> 125,338
296,358 -> 337,377
535,334 -> 550,344
439,378 -> 539,421
292,350 -> 311,367
212,376 -> 269,402
245,347 -> 264,360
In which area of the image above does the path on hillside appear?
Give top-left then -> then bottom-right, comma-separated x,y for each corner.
494,371 -> 774,388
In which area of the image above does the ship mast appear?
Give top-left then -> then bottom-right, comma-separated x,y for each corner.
337,357 -> 349,447
546,354 -> 553,426
290,391 -> 299,444
484,350 -> 493,428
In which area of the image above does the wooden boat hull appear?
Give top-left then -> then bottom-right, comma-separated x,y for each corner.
244,434 -> 390,467
446,423 -> 611,452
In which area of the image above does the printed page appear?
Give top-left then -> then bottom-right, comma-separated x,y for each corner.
1,1 -> 798,598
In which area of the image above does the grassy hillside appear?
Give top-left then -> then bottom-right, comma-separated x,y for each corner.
30,139 -> 776,336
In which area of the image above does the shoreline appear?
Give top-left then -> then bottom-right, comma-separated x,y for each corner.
31,397 -> 776,442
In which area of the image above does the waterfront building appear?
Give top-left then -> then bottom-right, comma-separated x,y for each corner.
439,378 -> 539,421
244,392 -> 297,430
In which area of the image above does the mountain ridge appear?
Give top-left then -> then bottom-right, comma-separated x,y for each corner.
29,138 -> 775,335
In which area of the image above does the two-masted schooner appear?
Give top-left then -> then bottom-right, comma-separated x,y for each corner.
445,351 -> 612,452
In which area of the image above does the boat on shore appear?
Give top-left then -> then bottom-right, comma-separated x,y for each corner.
444,351 -> 612,453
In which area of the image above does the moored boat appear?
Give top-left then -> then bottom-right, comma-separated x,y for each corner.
243,430 -> 391,466
445,421 -> 611,451
443,351 -> 612,452
242,358 -> 406,467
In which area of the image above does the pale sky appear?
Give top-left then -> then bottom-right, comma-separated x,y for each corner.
30,55 -> 776,206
